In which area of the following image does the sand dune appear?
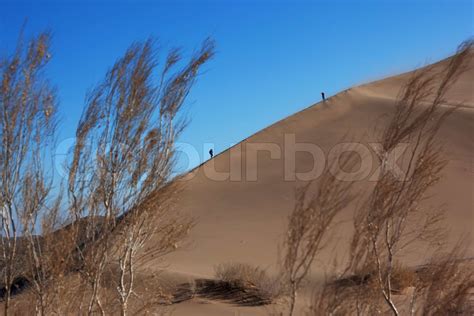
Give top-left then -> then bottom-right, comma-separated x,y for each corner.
145,52 -> 473,314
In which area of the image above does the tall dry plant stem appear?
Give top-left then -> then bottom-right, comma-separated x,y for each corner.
66,38 -> 214,315
0,32 -> 59,315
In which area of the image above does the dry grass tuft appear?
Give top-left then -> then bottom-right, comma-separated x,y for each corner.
214,262 -> 282,303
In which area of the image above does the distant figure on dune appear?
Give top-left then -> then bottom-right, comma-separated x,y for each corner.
209,149 -> 214,159
321,92 -> 326,101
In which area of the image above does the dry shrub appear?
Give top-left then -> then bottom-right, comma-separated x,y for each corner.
308,40 -> 474,316
311,256 -> 473,315
390,263 -> 417,294
333,262 -> 417,293
310,264 -> 417,315
214,262 -> 282,302
412,243 -> 474,315
282,152 -> 357,316
2,31 -> 214,316
0,31 -> 61,315
64,37 -> 214,315
344,40 -> 473,315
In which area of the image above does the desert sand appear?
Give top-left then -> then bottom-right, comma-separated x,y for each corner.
137,51 -> 473,315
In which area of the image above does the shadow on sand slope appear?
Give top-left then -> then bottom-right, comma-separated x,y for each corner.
172,279 -> 273,307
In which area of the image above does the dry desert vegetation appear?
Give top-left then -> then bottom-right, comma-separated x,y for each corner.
1,32 -> 473,315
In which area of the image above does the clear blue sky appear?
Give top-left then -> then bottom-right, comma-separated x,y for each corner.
1,0 -> 472,173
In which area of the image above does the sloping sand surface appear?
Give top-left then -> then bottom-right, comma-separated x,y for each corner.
145,52 -> 473,314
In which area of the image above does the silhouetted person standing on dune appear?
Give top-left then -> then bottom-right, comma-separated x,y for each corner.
209,149 -> 214,159
321,92 -> 326,101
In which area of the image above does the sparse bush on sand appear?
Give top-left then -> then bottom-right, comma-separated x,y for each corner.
1,30 -> 213,316
214,262 -> 282,302
306,40 -> 474,316
65,37 -> 213,316
0,31 -> 62,315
